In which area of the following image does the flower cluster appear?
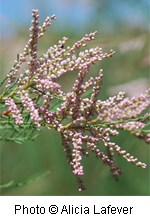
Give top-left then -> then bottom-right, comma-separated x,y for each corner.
20,90 -> 42,127
0,9 -> 149,191
4,98 -> 23,125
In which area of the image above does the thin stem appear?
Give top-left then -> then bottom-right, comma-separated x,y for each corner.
31,86 -> 64,101
64,115 -> 150,129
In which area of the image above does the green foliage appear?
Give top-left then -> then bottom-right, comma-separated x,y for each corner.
0,170 -> 51,191
0,119 -> 39,144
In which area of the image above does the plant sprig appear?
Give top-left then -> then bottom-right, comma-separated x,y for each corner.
0,9 -> 149,191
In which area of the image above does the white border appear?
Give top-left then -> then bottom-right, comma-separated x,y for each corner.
0,196 -> 149,222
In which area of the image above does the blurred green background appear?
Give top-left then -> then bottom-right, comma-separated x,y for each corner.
0,0 -> 149,195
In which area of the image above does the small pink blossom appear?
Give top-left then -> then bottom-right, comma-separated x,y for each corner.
4,98 -> 23,125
